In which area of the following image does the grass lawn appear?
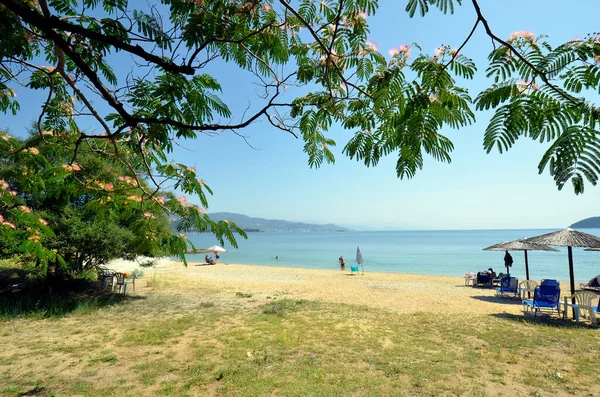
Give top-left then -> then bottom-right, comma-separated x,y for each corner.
1,268 -> 600,396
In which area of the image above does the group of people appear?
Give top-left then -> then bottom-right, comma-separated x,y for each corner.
204,251 -> 221,265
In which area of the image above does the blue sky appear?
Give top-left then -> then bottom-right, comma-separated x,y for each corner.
4,0 -> 600,230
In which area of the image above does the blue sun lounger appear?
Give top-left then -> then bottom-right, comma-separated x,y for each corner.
522,279 -> 561,318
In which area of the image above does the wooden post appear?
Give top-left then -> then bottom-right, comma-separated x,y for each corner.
524,250 -> 531,298
568,246 -> 576,318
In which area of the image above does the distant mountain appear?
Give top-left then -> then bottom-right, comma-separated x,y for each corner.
570,217 -> 600,228
208,212 -> 352,232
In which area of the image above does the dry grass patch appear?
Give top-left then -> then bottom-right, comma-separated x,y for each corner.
1,266 -> 600,396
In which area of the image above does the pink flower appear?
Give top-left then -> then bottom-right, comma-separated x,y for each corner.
39,218 -> 48,225
2,221 -> 16,229
508,31 -> 536,42
187,166 -> 196,173
365,40 -> 378,52
0,214 -> 3,222
71,163 -> 81,171
127,195 -> 142,203
104,183 -> 114,190
1,134 -> 12,141
263,4 -> 272,11
434,47 -> 445,56
19,205 -> 31,214
357,11 -> 368,19
388,47 -> 399,56
0,180 -> 8,190
154,196 -> 167,205
143,211 -> 156,219
27,147 -> 40,155
177,196 -> 188,205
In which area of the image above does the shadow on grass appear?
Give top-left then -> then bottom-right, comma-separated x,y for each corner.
490,312 -> 596,328
471,295 -> 523,305
0,275 -> 145,319
0,266 -> 27,292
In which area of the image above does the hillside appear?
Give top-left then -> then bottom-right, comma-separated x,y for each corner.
208,212 -> 351,232
570,217 -> 600,228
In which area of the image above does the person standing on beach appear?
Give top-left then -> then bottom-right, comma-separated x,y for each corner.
215,251 -> 220,263
339,256 -> 345,271
503,250 -> 513,275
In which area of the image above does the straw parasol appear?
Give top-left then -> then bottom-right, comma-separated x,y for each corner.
525,228 -> 600,296
482,239 -> 559,281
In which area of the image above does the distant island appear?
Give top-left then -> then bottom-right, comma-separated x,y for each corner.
570,217 -> 600,228
208,212 -> 351,232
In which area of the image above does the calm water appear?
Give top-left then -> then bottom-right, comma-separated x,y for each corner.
185,229 -> 600,283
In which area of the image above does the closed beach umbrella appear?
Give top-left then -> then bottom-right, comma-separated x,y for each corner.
525,228 -> 600,296
482,239 -> 559,281
356,246 -> 364,273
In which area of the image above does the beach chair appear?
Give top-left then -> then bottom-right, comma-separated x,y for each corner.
561,291 -> 599,325
593,297 -> 600,325
522,281 -> 561,319
350,265 -> 359,276
113,272 -> 135,294
97,266 -> 115,291
475,272 -> 492,288
496,276 -> 519,298
464,272 -> 476,286
492,273 -> 506,288
518,280 -> 539,299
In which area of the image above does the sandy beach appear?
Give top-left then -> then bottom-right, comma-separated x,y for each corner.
135,260 -> 525,316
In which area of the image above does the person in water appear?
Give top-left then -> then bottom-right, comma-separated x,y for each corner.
339,256 -> 345,271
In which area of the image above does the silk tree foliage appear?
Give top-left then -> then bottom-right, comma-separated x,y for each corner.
0,133 -> 243,277
0,0 -> 600,262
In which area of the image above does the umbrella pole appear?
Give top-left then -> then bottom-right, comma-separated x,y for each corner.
524,250 -> 531,298
568,246 -> 576,318
524,250 -> 530,281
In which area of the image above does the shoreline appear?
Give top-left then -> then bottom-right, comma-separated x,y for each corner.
108,257 -> 575,286
145,261 -> 530,316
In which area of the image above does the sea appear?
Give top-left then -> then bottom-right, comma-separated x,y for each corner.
185,229 -> 600,283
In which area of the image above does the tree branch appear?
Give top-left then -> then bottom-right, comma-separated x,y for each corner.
279,0 -> 373,100
1,0 -> 195,75
470,0 -> 581,106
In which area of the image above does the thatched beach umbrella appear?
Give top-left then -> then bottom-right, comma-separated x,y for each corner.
482,239 -> 559,281
525,228 -> 600,296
